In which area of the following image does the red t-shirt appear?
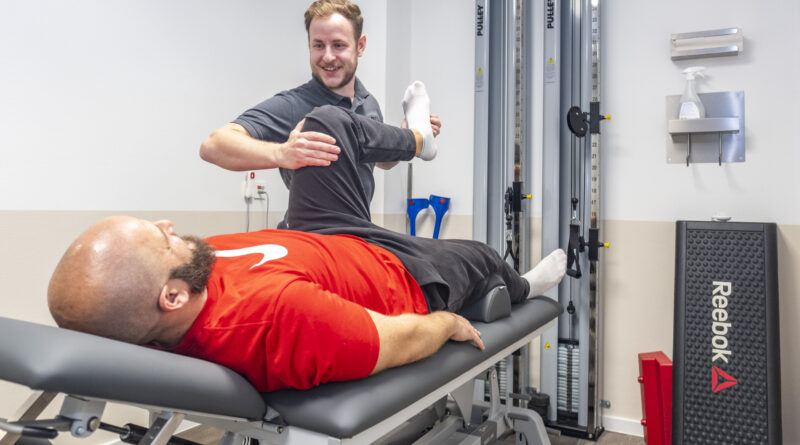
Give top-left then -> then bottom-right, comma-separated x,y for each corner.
168,229 -> 428,391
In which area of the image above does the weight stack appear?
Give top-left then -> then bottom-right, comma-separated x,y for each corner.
673,221 -> 781,444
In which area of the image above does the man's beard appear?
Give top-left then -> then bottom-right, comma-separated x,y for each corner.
169,236 -> 216,294
313,59 -> 358,91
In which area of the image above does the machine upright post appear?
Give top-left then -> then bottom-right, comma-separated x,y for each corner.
587,0 -> 604,436
473,0 -> 490,244
540,0 -> 562,424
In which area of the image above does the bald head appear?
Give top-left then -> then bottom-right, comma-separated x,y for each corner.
48,216 -> 174,343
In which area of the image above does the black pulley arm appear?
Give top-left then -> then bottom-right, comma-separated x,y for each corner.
566,226 -> 610,277
566,198 -> 584,278
502,188 -> 518,267
566,102 -> 610,137
566,221 -> 584,278
588,227 -> 609,261
564,101 -> 611,274
502,183 -> 532,272
565,198 -> 610,279
508,182 -> 530,213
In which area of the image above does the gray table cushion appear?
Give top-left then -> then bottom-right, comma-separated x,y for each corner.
0,317 -> 266,420
458,286 -> 512,322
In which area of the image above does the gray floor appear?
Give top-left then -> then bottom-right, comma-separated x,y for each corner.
546,431 -> 644,445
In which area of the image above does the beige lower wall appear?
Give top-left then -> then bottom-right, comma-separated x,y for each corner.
777,225 -> 800,442
1,212 -> 797,442
599,220 -> 676,429
380,212 -> 474,240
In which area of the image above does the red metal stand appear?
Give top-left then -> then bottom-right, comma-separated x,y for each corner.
638,351 -> 672,445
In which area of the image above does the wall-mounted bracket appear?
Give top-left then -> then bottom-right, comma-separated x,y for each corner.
666,91 -> 745,166
671,28 -> 742,61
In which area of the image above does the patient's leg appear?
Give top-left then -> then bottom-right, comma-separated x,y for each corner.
286,105 -> 417,231
420,237 -> 532,311
284,106 -> 533,312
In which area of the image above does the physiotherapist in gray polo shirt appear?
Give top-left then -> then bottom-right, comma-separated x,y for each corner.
200,0 -> 440,228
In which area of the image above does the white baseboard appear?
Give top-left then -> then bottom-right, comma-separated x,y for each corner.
602,414 -> 644,437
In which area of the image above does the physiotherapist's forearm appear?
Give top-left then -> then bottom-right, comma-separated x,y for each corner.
200,123 -> 284,171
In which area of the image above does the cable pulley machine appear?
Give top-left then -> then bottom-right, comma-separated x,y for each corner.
474,0 -> 616,440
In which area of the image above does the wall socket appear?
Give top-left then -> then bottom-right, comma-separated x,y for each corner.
253,180 -> 267,200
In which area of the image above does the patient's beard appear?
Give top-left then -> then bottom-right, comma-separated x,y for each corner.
169,236 -> 216,294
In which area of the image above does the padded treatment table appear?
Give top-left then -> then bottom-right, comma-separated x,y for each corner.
0,296 -> 561,444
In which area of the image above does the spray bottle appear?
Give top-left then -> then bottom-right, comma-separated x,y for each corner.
678,66 -> 706,119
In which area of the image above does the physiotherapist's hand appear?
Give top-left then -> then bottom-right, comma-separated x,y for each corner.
448,313 -> 485,350
280,119 -> 341,169
400,115 -> 441,137
430,114 -> 441,137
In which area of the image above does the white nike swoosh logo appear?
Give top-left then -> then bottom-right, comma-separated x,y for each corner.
215,244 -> 288,270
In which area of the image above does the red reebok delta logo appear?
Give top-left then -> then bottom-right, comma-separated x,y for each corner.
711,366 -> 738,393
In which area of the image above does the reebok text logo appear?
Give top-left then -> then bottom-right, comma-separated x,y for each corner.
711,281 -> 732,363
710,281 -> 738,393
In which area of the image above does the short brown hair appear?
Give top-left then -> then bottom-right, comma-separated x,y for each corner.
304,0 -> 363,41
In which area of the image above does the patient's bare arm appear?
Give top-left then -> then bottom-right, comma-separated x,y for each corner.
366,310 -> 484,375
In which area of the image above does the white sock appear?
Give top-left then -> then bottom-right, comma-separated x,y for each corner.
522,249 -> 567,297
402,81 -> 437,161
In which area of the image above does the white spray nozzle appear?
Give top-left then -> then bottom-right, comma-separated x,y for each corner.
682,66 -> 706,80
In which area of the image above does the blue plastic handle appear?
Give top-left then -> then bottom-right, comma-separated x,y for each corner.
407,198 -> 430,236
429,195 -> 450,239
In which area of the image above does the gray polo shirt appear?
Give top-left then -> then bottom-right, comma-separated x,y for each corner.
234,77 -> 383,198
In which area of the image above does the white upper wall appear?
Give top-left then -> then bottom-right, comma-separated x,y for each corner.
411,0 -> 476,216
602,0 -> 800,224
383,0 -> 476,216
0,0 -> 387,213
2,0 -> 796,225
